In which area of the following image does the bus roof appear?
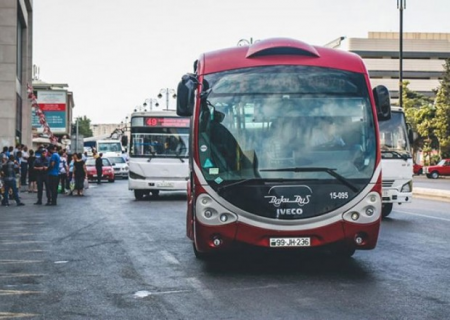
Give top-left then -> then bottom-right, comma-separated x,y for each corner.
198,38 -> 367,75
130,110 -> 179,118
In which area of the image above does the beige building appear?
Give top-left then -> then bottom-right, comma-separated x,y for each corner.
338,32 -> 450,102
0,0 -> 33,147
90,123 -> 122,138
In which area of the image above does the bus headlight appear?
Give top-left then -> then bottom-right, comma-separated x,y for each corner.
351,212 -> 359,221
196,195 -> 237,226
401,181 -> 412,193
129,171 -> 145,180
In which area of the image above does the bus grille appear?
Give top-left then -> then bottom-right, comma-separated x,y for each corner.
382,180 -> 394,188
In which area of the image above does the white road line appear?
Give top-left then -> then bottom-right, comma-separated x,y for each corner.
186,277 -> 215,300
160,250 -> 180,265
395,210 -> 450,222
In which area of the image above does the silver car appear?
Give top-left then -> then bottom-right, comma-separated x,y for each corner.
107,156 -> 129,179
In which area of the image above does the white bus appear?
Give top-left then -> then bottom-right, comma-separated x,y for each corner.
379,106 -> 414,217
128,110 -> 190,200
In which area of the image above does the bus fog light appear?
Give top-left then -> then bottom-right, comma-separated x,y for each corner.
220,214 -> 228,222
351,212 -> 359,221
213,237 -> 222,246
355,236 -> 363,245
204,210 -> 212,218
366,207 -> 375,216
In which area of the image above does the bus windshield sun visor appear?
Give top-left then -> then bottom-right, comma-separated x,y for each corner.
260,167 -> 359,192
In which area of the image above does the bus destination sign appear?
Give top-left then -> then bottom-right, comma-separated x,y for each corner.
145,117 -> 190,128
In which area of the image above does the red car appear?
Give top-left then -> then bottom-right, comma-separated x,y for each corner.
85,157 -> 115,182
413,163 -> 423,175
424,159 -> 450,179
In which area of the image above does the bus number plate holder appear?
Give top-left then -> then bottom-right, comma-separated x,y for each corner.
270,237 -> 311,247
157,182 -> 174,188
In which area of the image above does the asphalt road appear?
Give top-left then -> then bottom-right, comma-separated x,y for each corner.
0,181 -> 449,319
414,174 -> 450,190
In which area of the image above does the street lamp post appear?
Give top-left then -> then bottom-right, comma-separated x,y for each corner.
398,0 -> 406,107
157,88 -> 176,110
143,98 -> 159,111
237,37 -> 255,46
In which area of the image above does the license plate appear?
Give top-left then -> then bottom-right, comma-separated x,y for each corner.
157,182 -> 174,188
270,237 -> 311,247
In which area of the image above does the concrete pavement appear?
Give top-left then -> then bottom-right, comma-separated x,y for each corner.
413,187 -> 450,200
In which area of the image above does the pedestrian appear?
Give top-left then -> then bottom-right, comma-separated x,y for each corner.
27,149 -> 37,193
95,153 -> 103,184
20,145 -> 29,186
34,148 -> 50,205
1,155 -> 25,206
73,153 -> 87,196
46,145 -> 61,206
67,153 -> 75,195
58,149 -> 69,195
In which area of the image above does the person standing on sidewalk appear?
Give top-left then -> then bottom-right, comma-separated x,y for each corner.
47,145 -> 61,206
1,155 -> 25,206
20,145 -> 29,187
34,148 -> 50,205
58,149 -> 69,195
95,153 -> 103,184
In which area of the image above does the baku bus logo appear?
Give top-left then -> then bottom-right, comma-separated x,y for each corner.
264,185 -> 313,208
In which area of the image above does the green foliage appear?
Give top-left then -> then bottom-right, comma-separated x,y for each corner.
75,116 -> 93,138
433,59 -> 450,158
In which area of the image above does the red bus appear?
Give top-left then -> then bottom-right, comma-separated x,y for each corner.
176,38 -> 391,258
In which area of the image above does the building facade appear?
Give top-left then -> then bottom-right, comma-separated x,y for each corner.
340,32 -> 450,102
0,0 -> 33,147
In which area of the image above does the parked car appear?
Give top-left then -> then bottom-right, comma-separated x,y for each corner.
106,156 -> 129,179
413,163 -> 423,175
85,157 -> 115,182
424,159 -> 450,179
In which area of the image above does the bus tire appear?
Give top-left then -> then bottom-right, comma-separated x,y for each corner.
193,243 -> 210,260
334,244 -> 356,258
151,190 -> 160,197
382,203 -> 393,217
134,190 -> 145,200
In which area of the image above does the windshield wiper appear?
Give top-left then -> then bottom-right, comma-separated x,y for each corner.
381,150 -> 411,161
216,178 -> 264,194
260,167 -> 359,192
216,177 -> 319,194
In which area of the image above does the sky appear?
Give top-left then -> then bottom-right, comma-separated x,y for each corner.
33,0 -> 450,124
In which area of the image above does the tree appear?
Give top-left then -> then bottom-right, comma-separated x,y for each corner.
401,81 -> 434,160
75,116 -> 93,138
433,59 -> 450,158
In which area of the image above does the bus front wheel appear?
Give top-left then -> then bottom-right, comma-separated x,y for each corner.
134,190 -> 145,200
382,203 -> 393,217
193,243 -> 211,260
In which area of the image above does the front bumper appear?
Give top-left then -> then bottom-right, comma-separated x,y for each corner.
382,188 -> 412,204
194,219 -> 380,254
128,178 -> 187,191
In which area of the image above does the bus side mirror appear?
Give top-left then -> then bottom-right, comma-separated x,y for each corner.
176,73 -> 197,117
373,85 -> 391,121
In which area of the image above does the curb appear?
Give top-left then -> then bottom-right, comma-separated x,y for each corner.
413,187 -> 450,200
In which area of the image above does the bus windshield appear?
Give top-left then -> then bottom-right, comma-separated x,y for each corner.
98,141 -> 122,153
198,65 -> 376,190
130,116 -> 190,158
379,111 -> 411,158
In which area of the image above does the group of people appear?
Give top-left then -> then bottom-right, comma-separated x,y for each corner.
1,143 -> 90,207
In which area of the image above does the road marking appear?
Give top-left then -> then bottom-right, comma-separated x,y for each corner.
0,260 -> 44,265
0,273 -> 45,278
395,210 -> 450,222
0,290 -> 42,296
186,277 -> 215,300
160,250 -> 180,265
0,312 -> 39,319
0,241 -> 47,245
